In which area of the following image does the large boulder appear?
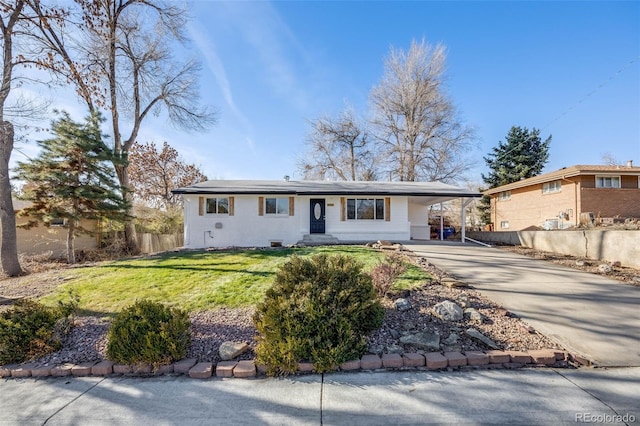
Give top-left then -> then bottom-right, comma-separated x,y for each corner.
434,300 -> 464,322
399,331 -> 440,351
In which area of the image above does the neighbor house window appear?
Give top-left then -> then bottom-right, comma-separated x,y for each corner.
500,221 -> 510,229
596,176 -> 620,188
206,197 -> 229,214
542,180 -> 561,194
265,197 -> 289,215
50,218 -> 65,226
497,191 -> 511,201
346,198 -> 385,220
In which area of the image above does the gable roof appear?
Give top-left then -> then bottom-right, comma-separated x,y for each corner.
484,164 -> 640,195
173,180 -> 481,200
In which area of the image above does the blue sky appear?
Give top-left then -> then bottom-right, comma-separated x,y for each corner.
13,1 -> 640,185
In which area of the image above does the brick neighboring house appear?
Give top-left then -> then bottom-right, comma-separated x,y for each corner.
483,163 -> 640,231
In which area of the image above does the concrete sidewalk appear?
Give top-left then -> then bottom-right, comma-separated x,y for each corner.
405,242 -> 640,367
1,368 -> 638,425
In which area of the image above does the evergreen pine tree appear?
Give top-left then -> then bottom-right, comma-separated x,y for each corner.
478,126 -> 551,225
15,111 -> 128,264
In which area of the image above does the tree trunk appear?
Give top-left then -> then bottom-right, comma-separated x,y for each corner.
115,161 -> 139,254
67,219 -> 76,264
0,121 -> 23,276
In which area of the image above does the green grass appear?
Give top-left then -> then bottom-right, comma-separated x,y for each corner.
40,246 -> 430,316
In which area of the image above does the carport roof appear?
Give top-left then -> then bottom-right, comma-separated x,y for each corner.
173,180 -> 481,202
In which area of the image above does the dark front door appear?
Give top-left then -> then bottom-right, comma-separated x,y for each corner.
310,199 -> 326,234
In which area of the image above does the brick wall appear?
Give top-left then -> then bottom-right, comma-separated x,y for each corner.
581,188 -> 640,218
491,180 -> 579,230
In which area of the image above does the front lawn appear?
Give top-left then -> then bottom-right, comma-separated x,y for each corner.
40,246 -> 430,315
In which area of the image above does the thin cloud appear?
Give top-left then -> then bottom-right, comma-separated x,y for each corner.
188,22 -> 252,133
220,1 -> 314,111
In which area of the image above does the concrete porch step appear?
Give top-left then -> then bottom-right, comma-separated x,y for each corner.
298,234 -> 340,245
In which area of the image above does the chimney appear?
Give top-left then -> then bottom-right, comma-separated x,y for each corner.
627,160 -> 634,167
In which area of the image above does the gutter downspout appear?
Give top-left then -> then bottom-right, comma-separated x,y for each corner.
561,176 -> 579,227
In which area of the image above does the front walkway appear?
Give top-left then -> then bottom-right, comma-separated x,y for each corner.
405,242 -> 640,367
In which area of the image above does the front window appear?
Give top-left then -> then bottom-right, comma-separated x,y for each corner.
500,221 -> 509,229
542,180 -> 561,194
265,197 -> 289,215
596,176 -> 620,188
346,198 -> 385,220
206,197 -> 229,214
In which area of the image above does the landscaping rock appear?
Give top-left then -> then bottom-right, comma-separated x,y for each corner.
464,308 -> 484,323
399,331 -> 440,351
442,332 -> 459,346
368,344 -> 385,356
598,264 -> 612,274
385,344 -> 404,355
394,298 -> 411,311
465,328 -> 500,350
456,294 -> 470,308
434,300 -> 463,322
389,328 -> 400,339
219,341 -> 249,361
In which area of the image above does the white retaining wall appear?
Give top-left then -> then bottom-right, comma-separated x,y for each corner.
467,230 -> 640,269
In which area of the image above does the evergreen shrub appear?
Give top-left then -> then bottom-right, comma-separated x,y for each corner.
253,254 -> 384,375
106,300 -> 191,368
0,298 -> 77,365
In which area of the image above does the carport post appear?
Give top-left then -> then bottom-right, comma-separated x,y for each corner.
461,198 -> 473,243
440,202 -> 444,240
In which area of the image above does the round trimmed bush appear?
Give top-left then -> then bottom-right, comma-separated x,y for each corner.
253,254 -> 384,375
106,300 -> 191,368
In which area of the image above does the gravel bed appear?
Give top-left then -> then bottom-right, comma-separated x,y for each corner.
498,245 -> 640,286
366,283 -> 560,354
186,308 -> 256,363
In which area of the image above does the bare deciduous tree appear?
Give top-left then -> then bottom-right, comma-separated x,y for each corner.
28,0 -> 216,252
1,0 -> 30,276
600,152 -> 622,166
128,140 -> 207,210
299,108 -> 377,181
370,39 -> 474,182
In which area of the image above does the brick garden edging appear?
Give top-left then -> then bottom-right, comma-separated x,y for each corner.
0,348 -> 588,380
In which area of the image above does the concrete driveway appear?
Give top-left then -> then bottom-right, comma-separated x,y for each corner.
405,242 -> 640,367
